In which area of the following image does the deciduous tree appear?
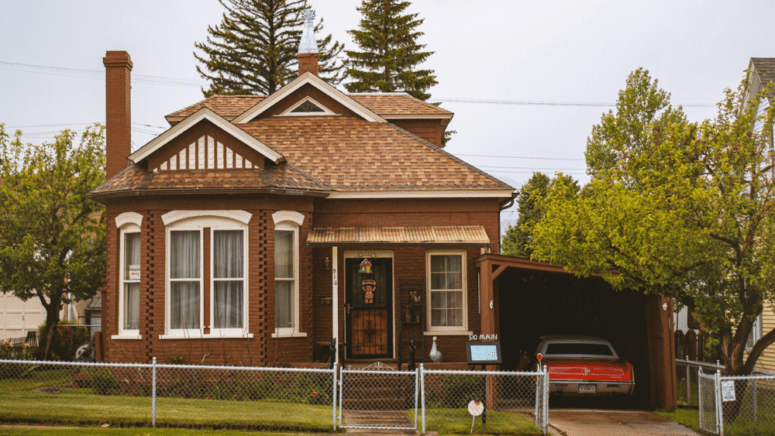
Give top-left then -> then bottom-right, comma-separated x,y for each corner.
0,124 -> 106,360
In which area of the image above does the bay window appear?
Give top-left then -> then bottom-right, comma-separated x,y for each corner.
427,250 -> 467,332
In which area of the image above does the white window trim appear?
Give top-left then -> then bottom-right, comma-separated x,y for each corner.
280,96 -> 338,117
746,312 -> 763,351
163,214 -> 250,339
272,219 -> 306,338
113,223 -> 142,340
426,250 -> 468,333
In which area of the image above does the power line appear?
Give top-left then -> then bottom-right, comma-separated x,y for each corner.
478,165 -> 586,171
455,153 -> 584,161
434,97 -> 716,108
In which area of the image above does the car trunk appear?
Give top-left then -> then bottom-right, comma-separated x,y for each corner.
546,359 -> 632,382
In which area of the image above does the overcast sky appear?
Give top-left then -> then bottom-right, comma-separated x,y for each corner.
1,0 -> 773,230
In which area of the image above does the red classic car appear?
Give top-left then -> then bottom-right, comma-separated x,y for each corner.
535,335 -> 635,396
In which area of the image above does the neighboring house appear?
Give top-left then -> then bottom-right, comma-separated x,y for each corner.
90,18 -> 515,366
743,57 -> 775,372
0,294 -> 46,342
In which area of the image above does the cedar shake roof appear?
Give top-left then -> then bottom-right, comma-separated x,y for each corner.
307,225 -> 491,246
751,58 -> 775,101
166,93 -> 450,121
238,117 -> 509,192
91,162 -> 328,197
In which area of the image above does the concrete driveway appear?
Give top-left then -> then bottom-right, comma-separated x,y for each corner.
548,410 -> 699,436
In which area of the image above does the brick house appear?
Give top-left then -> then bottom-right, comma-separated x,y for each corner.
90,20 -> 515,367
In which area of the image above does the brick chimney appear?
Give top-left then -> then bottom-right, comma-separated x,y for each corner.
103,51 -> 133,180
298,9 -> 319,76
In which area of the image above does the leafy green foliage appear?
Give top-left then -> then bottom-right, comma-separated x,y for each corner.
195,0 -> 345,96
345,0 -> 437,101
0,124 -> 106,361
502,172 -> 578,258
37,321 -> 90,361
530,69 -> 775,376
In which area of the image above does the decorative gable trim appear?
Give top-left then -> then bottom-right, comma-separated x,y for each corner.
232,72 -> 386,124
272,210 -> 305,226
115,212 -> 143,228
129,108 -> 285,165
161,210 -> 252,226
280,96 -> 337,116
152,135 -> 261,172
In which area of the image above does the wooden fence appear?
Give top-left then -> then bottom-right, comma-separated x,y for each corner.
675,330 -> 715,362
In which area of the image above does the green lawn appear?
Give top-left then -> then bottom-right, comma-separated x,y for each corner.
0,429 -> 321,436
0,368 -> 334,432
421,408 -> 542,435
654,408 -> 701,433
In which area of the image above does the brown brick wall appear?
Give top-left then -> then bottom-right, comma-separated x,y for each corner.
103,51 -> 133,180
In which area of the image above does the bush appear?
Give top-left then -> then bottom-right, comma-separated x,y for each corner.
38,321 -> 90,361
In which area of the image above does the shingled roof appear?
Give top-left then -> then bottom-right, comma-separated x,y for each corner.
751,58 -> 775,102
166,93 -> 451,122
238,117 -> 509,193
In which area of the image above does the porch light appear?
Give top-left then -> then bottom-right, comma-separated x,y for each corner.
325,256 -> 330,270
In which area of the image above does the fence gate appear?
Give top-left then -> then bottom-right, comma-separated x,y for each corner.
338,367 -> 419,430
699,370 -> 720,434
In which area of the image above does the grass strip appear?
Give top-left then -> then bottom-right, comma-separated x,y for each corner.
421,408 -> 542,435
0,428 -> 321,436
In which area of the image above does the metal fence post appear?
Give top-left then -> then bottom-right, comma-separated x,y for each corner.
338,365 -> 344,428
332,362 -> 338,430
698,369 -> 704,430
414,366 -> 420,430
543,366 -> 549,435
420,363 -> 426,434
713,369 -> 724,436
152,357 -> 157,428
752,379 -> 758,423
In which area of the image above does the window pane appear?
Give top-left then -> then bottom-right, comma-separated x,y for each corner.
171,231 -> 200,279
275,230 -> 294,278
124,283 -> 139,330
276,281 -> 294,328
170,281 -> 200,329
214,230 -> 243,279
430,290 -> 463,327
124,233 -> 140,280
214,281 -> 243,328
430,255 -> 463,290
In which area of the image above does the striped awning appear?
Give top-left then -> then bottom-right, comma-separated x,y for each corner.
307,226 -> 491,247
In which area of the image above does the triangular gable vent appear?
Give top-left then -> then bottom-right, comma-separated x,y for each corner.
153,135 -> 260,172
282,96 -> 336,116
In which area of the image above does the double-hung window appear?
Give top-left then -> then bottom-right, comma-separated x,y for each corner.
163,211 -> 250,338
427,250 -> 467,332
115,212 -> 143,340
272,210 -> 304,338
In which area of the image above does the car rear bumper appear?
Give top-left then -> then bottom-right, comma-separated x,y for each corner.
550,380 -> 634,396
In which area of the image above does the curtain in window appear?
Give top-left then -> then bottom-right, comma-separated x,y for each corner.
124,233 -> 140,280
124,283 -> 140,330
214,230 -> 244,329
170,231 -> 200,329
430,255 -> 463,327
275,230 -> 294,328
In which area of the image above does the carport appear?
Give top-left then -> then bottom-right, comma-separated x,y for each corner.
476,253 -> 677,409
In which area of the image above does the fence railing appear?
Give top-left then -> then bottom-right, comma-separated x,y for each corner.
698,369 -> 775,435
0,358 -> 549,434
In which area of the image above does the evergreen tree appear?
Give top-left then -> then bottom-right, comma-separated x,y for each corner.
195,0 -> 345,96
345,0 -> 437,101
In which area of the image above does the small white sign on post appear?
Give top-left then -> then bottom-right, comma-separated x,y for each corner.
468,400 -> 484,434
721,380 -> 736,402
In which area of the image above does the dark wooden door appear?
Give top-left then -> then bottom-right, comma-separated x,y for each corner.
346,258 -> 393,358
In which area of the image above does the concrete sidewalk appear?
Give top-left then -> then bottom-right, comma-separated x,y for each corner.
548,410 -> 699,436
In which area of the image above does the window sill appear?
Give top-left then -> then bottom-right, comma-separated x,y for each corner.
159,333 -> 254,340
111,334 -> 142,340
424,331 -> 473,336
271,331 -> 308,338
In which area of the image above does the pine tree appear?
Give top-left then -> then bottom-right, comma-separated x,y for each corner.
195,0 -> 345,96
345,0 -> 437,101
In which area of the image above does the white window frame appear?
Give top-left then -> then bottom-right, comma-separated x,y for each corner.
280,96 -> 337,117
426,250 -> 469,334
272,210 -> 306,338
747,312 -> 763,351
161,214 -> 251,339
114,223 -> 141,340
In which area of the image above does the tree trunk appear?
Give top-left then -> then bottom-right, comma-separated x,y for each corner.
40,302 -> 60,361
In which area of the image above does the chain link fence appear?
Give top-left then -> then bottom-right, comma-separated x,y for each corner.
700,370 -> 775,435
422,367 -> 548,435
0,358 -> 548,434
676,356 -> 724,407
339,367 -> 418,430
0,359 -> 337,432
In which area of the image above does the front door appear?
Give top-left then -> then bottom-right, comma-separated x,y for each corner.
346,257 -> 393,358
